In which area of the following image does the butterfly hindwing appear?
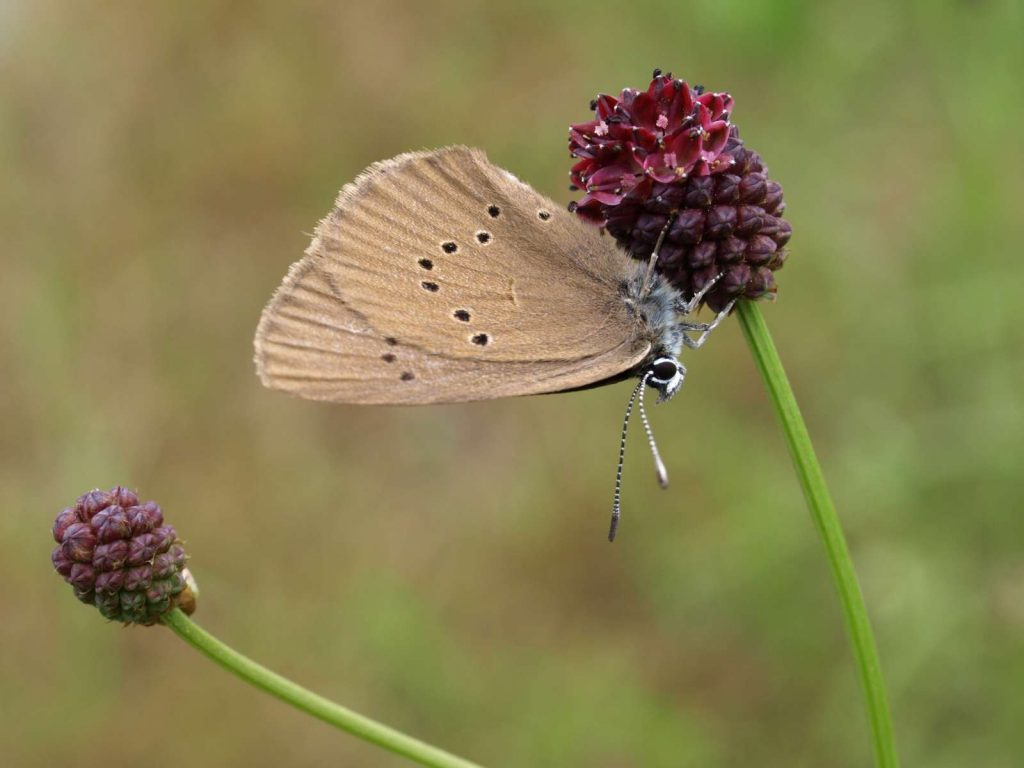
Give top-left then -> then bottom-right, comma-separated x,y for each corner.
254,146 -> 652,404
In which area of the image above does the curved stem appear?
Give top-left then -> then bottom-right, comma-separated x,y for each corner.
735,301 -> 899,768
161,609 -> 484,768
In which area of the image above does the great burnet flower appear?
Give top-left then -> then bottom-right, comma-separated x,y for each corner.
569,70 -> 790,311
51,487 -> 196,625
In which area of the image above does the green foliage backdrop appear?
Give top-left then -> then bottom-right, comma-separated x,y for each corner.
2,2 -> 1022,766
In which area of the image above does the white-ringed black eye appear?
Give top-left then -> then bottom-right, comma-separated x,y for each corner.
651,359 -> 679,381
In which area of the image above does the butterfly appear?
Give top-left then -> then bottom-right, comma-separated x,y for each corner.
254,146 -> 733,538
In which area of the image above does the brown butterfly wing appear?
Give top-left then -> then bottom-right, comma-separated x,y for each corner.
254,146 -> 651,405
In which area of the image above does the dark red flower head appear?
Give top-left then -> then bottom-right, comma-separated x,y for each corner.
51,487 -> 197,625
569,70 -> 790,311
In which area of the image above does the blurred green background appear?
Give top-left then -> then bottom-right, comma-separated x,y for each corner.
2,1 -> 1022,766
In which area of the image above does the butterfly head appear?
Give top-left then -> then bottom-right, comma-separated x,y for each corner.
645,356 -> 685,402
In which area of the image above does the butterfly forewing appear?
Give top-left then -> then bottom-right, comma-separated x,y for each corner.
254,146 -> 651,405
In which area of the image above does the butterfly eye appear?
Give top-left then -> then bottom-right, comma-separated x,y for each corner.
651,359 -> 679,381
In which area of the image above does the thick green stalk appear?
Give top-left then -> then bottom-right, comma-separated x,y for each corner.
161,609 -> 484,768
735,301 -> 898,768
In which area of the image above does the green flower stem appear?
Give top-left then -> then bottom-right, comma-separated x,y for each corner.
735,301 -> 898,768
161,608 -> 484,768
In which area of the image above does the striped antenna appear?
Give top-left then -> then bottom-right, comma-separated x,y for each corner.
637,381 -> 669,489
609,371 -> 668,542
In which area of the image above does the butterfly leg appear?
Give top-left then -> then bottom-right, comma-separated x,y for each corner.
679,299 -> 737,350
678,320 -> 711,332
677,272 -> 725,315
640,216 -> 676,299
